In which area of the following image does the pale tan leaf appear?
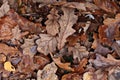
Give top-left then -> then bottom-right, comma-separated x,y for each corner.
50,53 -> 74,71
45,8 -> 60,36
0,1 -> 10,18
58,7 -> 78,49
36,34 -> 57,55
21,35 -> 38,58
37,62 -> 58,80
83,72 -> 93,80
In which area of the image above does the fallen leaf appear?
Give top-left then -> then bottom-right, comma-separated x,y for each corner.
0,54 -> 6,63
34,54 -> 50,69
62,73 -> 82,80
21,35 -> 38,58
45,8 -> 60,36
37,62 -> 58,80
36,34 -> 57,55
4,61 -> 15,72
91,54 -> 120,68
83,72 -> 93,80
94,0 -> 119,14
74,58 -> 88,74
11,25 -> 29,44
0,1 -> 10,18
18,55 -> 38,74
0,16 -> 16,40
68,43 -> 89,61
50,53 -> 74,71
0,43 -> 18,55
108,66 -> 120,80
57,7 -> 78,49
6,10 -> 42,34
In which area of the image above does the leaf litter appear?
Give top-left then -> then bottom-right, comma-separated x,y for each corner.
0,0 -> 120,80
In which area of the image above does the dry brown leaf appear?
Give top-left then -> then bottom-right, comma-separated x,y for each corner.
108,66 -> 120,80
91,54 -> 120,68
0,43 -> 18,55
37,62 -> 58,80
74,58 -> 88,74
0,54 -> 6,63
34,54 -> 50,69
57,7 -> 78,49
11,25 -> 29,44
45,8 -> 60,36
63,2 -> 86,11
62,73 -> 82,80
21,35 -> 38,58
68,43 -> 89,61
50,53 -> 74,71
94,0 -> 119,14
18,55 -> 38,74
0,1 -> 10,18
36,34 -> 57,55
0,16 -> 16,40
6,10 -> 42,34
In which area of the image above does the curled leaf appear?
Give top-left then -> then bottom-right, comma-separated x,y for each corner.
50,53 -> 74,71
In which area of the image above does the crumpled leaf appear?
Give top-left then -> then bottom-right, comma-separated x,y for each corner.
37,62 -> 58,80
21,35 -> 38,58
108,66 -> 120,80
91,54 -> 120,68
62,73 -> 82,80
45,8 -> 60,36
94,69 -> 108,80
36,34 -> 57,55
0,1 -> 10,18
0,54 -> 6,63
34,54 -> 50,69
74,58 -> 88,74
0,43 -> 18,55
11,25 -> 29,44
57,7 -> 78,49
18,55 -> 38,74
50,53 -> 74,71
0,16 -> 16,40
68,43 -> 89,61
94,0 -> 119,14
4,61 -> 15,72
6,10 -> 42,34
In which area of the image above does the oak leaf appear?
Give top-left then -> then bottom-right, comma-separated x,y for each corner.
45,8 -> 60,36
37,62 -> 58,80
21,35 -> 38,58
57,7 -> 78,49
36,34 -> 57,55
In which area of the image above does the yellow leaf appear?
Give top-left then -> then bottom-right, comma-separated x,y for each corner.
4,61 -> 15,71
